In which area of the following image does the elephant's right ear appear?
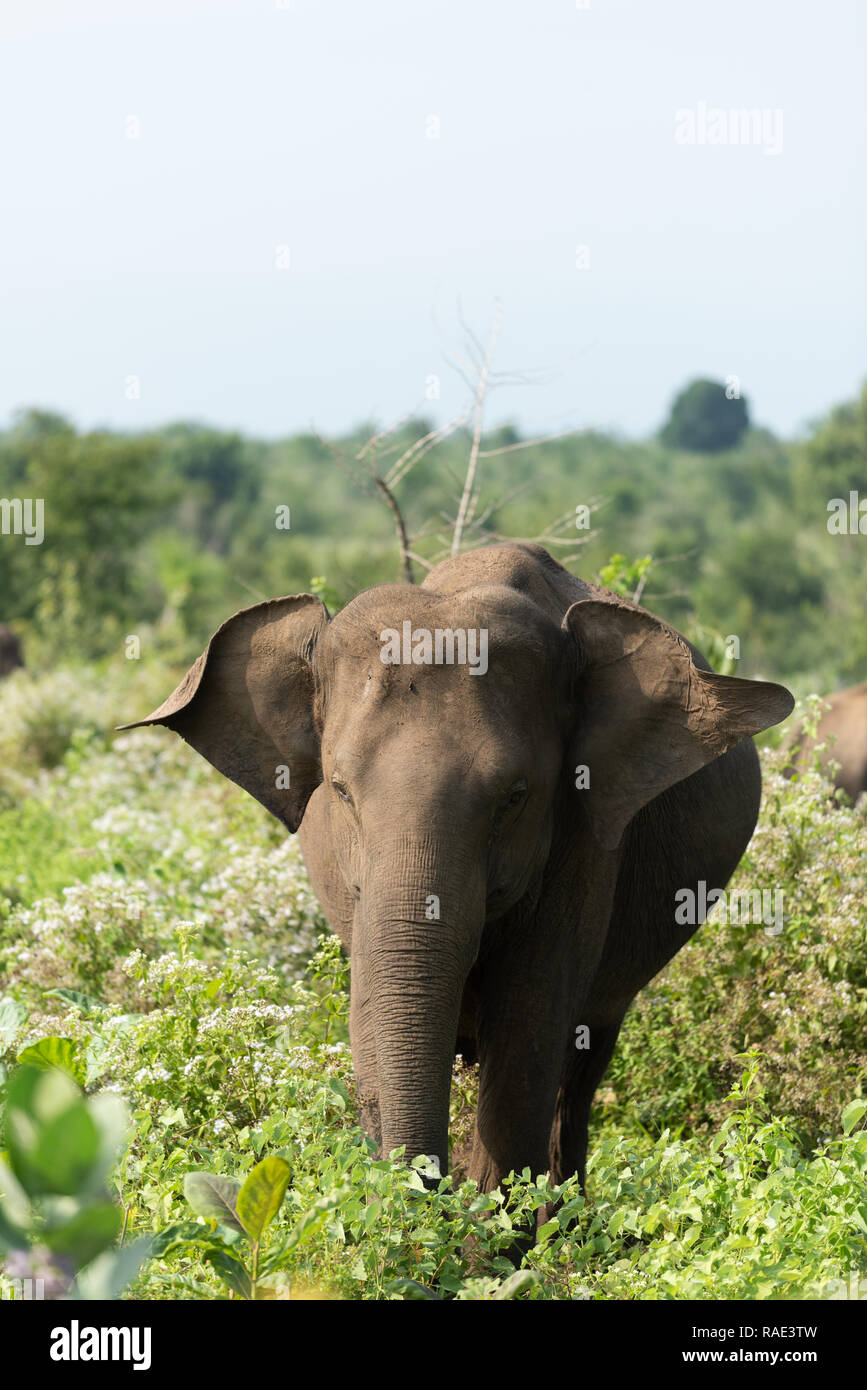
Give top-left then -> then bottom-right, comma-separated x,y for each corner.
117,594 -> 329,831
563,598 -> 795,851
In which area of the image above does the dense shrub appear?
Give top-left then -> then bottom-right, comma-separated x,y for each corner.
1,676 -> 865,1299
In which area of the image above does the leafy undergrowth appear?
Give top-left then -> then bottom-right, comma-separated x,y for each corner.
0,675 -> 865,1299
1,937 -> 864,1300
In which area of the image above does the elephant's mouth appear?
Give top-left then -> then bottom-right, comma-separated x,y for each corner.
485,859 -> 542,918
483,884 -> 526,923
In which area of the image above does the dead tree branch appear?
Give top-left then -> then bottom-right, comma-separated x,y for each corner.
451,300 -> 503,555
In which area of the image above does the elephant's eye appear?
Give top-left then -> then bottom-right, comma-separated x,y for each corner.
332,777 -> 353,804
503,782 -> 528,809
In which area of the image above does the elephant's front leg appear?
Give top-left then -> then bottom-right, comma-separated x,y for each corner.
467,856 -> 615,1197
468,970 -> 570,1194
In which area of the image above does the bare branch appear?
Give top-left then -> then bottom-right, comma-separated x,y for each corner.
316,422 -> 418,584
373,475 -> 415,585
451,300 -> 503,555
232,575 -> 270,604
645,548 -> 699,568
385,410 -> 470,490
356,404 -> 424,463
530,534 -> 595,547
404,549 -> 434,572
469,479 -> 535,531
312,427 -> 377,497
477,427 -> 583,459
455,295 -> 488,369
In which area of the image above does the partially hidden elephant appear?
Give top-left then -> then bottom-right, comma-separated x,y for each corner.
122,543 -> 794,1194
786,681 -> 867,805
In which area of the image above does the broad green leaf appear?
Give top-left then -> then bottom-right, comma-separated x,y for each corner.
149,1221 -> 212,1259
493,1270 -> 541,1300
0,1158 -> 32,1232
42,989 -> 108,1017
84,1035 -> 109,1086
203,1247 -> 252,1299
0,1158 -> 31,1254
153,1219 -> 244,1259
75,1237 -> 152,1301
842,1100 -> 867,1135
384,1277 -> 440,1300
268,1188 -> 350,1262
183,1171 -> 244,1234
158,1104 -> 187,1128
89,1091 -> 132,1188
0,1204 -> 28,1255
0,1000 -> 28,1050
44,1202 -> 122,1265
16,1036 -> 84,1085
554,1196 -> 584,1226
237,1155 -> 291,1242
468,1194 -> 497,1213
5,1067 -> 101,1197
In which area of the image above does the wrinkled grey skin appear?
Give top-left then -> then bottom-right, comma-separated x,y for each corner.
123,543 -> 794,1195
786,681 -> 867,805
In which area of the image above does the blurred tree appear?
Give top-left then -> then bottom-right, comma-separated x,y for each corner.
801,381 -> 867,495
660,379 -> 750,453
0,382 -> 862,684
11,408 -> 76,440
713,530 -> 824,612
1,424 -> 172,656
160,425 -> 262,554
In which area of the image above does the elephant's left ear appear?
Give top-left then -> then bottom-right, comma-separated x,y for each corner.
563,599 -> 795,850
117,594 -> 329,831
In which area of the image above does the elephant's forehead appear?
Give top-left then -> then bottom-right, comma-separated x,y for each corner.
323,621 -> 561,687
318,634 -> 567,736
326,585 -> 562,657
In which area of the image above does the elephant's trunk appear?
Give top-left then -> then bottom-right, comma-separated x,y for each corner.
357,837 -> 484,1173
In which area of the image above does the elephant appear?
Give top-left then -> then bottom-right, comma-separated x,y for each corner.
0,624 -> 24,677
121,542 -> 794,1198
785,681 -> 867,805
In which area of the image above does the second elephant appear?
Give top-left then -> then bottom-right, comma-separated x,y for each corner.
786,681 -> 867,805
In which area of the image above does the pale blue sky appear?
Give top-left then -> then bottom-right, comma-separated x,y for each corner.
1,0 -> 864,440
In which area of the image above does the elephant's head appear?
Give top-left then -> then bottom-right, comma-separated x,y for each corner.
122,580 -> 792,1169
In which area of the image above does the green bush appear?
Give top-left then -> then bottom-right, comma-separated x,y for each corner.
1,677 -> 865,1299
0,1065 -> 149,1300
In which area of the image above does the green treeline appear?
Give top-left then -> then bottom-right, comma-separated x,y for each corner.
1,382 -> 865,689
